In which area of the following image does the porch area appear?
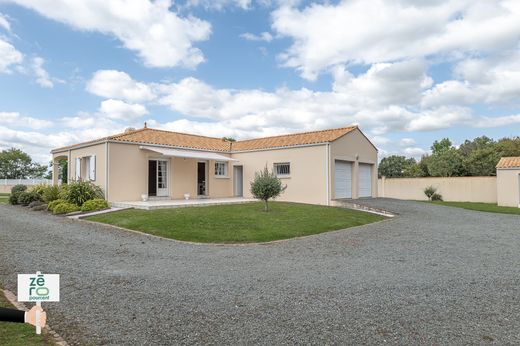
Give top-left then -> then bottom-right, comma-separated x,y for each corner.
110,197 -> 256,210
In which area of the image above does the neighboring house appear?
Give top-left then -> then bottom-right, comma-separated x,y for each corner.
496,157 -> 520,207
51,124 -> 378,205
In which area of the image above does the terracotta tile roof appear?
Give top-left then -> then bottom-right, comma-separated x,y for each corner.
496,156 -> 520,169
52,125 -> 359,153
231,126 -> 358,151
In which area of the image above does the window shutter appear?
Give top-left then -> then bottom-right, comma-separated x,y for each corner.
75,158 -> 81,180
89,155 -> 96,181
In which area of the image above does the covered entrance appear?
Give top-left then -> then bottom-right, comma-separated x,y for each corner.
148,159 -> 169,197
197,161 -> 207,196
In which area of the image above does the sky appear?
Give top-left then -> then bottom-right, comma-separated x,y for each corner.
1,0 -> 520,164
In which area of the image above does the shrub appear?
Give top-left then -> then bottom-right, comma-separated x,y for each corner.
250,165 -> 287,212
58,184 -> 69,200
52,201 -> 80,215
80,199 -> 109,213
42,185 -> 60,203
9,193 -> 20,205
431,193 -> 443,201
31,204 -> 48,212
47,199 -> 66,212
11,184 -> 27,194
424,186 -> 437,201
17,191 -> 42,206
63,180 -> 104,206
29,183 -> 49,196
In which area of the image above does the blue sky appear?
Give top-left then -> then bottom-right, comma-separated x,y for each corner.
1,0 -> 520,163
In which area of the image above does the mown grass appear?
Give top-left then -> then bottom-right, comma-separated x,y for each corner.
427,201 -> 520,215
0,193 -> 9,204
0,291 -> 54,346
87,201 -> 384,243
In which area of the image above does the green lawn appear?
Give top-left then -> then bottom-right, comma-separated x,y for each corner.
0,291 -> 54,346
0,193 -> 9,204
87,202 -> 384,243
427,201 -> 520,215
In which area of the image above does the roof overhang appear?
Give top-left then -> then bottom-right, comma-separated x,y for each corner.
140,145 -> 236,161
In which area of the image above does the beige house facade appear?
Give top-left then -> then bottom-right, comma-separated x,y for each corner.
496,157 -> 520,208
51,125 -> 378,206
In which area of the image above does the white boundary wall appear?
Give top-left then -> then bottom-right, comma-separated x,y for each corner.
378,176 -> 497,203
0,179 -> 52,194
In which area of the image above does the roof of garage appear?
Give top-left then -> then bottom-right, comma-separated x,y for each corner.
496,157 -> 520,169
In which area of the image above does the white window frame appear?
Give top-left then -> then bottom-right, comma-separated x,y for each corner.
214,161 -> 228,177
274,162 -> 291,177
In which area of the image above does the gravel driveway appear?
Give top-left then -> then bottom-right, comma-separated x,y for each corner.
1,199 -> 519,345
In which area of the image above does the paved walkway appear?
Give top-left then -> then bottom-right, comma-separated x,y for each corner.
1,199 -> 519,345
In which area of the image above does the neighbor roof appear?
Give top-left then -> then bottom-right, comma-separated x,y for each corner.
52,125 -> 359,153
496,156 -> 520,169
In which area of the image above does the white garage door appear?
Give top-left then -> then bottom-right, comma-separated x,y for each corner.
358,163 -> 372,197
335,161 -> 352,199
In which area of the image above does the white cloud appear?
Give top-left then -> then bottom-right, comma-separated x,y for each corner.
399,138 -> 416,147
272,0 -> 520,79
0,37 -> 23,73
86,70 -> 156,103
240,31 -> 273,42
99,99 -> 149,120
31,57 -> 54,88
0,112 -> 52,129
7,0 -> 212,68
402,146 -> 428,158
0,13 -> 11,31
184,0 -> 252,10
406,106 -> 473,131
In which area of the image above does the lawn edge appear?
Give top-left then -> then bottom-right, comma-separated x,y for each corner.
2,289 -> 69,346
420,200 -> 520,216
78,215 -> 392,246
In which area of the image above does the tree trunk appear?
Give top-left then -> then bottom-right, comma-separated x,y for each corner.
264,199 -> 269,212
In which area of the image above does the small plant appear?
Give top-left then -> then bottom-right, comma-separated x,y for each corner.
11,184 -> 27,194
431,193 -> 443,201
58,184 -> 69,200
17,191 -> 42,206
250,165 -> 287,212
8,193 -> 20,205
29,183 -> 49,196
42,185 -> 60,203
81,199 -> 109,212
62,180 -> 104,206
48,199 -> 66,212
424,186 -> 437,201
52,201 -> 80,215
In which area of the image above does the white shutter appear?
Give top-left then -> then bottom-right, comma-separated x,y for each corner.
89,155 -> 96,181
75,158 -> 81,180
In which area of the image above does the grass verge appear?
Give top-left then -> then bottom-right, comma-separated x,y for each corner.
0,193 -> 9,204
427,201 -> 520,215
0,291 -> 54,346
86,201 -> 384,243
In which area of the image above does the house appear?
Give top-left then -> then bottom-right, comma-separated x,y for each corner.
496,157 -> 520,207
51,124 -> 378,205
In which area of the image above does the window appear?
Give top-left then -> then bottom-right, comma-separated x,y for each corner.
215,161 -> 228,177
274,162 -> 290,177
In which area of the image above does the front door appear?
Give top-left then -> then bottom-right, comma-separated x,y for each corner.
197,162 -> 206,196
149,160 -> 168,197
234,166 -> 243,197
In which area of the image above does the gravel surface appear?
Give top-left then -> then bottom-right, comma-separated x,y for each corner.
1,199 -> 519,345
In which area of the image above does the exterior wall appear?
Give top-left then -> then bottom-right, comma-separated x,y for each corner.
207,160 -> 233,198
171,157 -> 197,199
63,143 -> 106,193
330,128 -> 378,199
497,169 -> 520,207
232,145 -> 328,205
378,176 -> 498,203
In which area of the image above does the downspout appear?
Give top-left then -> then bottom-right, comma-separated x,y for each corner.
105,141 -> 109,201
325,143 -> 330,206
67,149 -> 71,183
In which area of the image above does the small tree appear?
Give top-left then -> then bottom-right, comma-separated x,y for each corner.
424,186 -> 437,201
250,165 -> 286,212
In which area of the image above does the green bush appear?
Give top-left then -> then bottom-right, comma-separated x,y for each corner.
17,191 -> 42,206
250,165 -> 287,212
80,199 -> 109,212
424,186 -> 437,201
58,184 -> 69,200
29,183 -> 49,196
11,184 -> 27,194
62,180 -> 104,206
42,185 -> 60,203
52,201 -> 80,215
9,192 -> 21,205
47,199 -> 66,212
431,193 -> 443,201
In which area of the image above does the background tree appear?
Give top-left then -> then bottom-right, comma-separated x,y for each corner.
426,139 -> 463,177
378,155 -> 417,178
0,148 -> 48,179
250,166 -> 286,212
